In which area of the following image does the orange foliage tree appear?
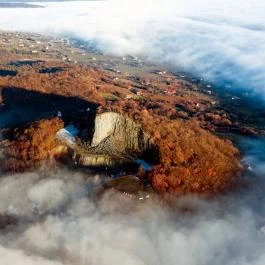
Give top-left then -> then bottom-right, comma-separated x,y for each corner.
1,118 -> 64,172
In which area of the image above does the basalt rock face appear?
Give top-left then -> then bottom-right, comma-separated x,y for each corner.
74,112 -> 157,167
91,112 -> 154,153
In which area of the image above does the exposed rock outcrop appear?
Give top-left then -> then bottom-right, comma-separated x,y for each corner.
91,112 -> 153,153
72,112 -> 157,167
73,152 -> 122,167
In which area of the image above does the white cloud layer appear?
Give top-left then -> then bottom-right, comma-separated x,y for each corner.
0,0 -> 265,96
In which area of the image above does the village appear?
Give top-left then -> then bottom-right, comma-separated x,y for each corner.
0,30 -> 264,138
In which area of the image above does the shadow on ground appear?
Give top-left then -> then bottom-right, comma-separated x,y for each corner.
0,86 -> 98,130
0,70 -> 17,77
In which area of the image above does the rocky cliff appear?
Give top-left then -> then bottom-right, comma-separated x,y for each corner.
73,112 -> 157,167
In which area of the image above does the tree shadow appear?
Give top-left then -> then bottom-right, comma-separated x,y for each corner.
8,60 -> 44,67
39,67 -> 66,74
0,70 -> 17,77
0,86 -> 98,132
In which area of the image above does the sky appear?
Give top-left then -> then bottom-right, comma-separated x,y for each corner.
1,1 -> 265,264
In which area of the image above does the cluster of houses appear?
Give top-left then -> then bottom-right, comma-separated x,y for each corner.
1,32 -> 56,55
0,32 -> 81,64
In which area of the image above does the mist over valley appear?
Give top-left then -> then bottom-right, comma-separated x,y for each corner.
0,1 -> 265,265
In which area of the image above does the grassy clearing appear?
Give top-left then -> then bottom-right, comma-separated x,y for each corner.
101,92 -> 120,101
